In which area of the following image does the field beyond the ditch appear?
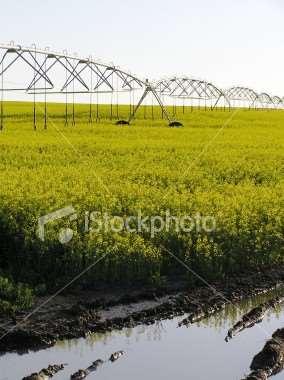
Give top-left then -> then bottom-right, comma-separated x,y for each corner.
0,103 -> 283,304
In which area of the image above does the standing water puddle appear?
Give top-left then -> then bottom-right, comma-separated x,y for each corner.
1,289 -> 284,380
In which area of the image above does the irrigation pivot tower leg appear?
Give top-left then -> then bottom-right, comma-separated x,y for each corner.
128,80 -> 174,125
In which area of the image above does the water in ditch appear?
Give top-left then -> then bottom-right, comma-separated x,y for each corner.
1,288 -> 284,380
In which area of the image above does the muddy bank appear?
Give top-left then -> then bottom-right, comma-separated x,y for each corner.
225,297 -> 284,342
1,267 -> 284,354
22,364 -> 65,380
70,351 -> 124,380
22,351 -> 125,380
242,328 -> 284,380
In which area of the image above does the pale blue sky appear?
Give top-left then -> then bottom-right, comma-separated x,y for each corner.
1,0 -> 283,95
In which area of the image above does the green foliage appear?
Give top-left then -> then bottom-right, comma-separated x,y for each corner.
0,102 -> 283,293
0,276 -> 34,316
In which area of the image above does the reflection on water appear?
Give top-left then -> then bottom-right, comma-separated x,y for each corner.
0,288 -> 283,380
58,287 -> 284,351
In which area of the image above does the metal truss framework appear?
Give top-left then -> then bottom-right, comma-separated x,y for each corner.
155,77 -> 230,109
0,43 -> 144,93
0,42 -> 173,127
155,79 -> 284,110
0,42 -> 283,131
225,87 -> 284,109
225,87 -> 258,107
257,93 -> 273,106
271,96 -> 283,107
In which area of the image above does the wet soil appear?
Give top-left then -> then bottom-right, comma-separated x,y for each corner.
1,267 -> 284,355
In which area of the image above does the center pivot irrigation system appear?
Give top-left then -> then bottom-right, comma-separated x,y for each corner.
0,42 -> 283,130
